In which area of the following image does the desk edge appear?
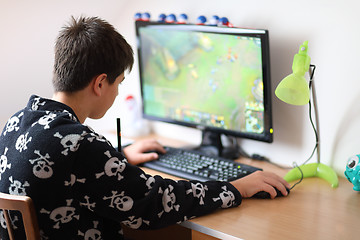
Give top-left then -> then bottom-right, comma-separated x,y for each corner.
180,220 -> 243,240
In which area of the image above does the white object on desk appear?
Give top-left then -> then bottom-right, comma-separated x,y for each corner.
122,95 -> 150,137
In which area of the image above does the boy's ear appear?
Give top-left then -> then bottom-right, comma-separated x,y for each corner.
92,73 -> 108,96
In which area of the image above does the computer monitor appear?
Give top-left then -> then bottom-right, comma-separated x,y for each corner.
135,21 -> 273,157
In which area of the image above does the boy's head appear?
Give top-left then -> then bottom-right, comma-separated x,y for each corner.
52,16 -> 134,92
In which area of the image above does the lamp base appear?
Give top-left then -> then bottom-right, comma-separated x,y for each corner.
284,163 -> 339,188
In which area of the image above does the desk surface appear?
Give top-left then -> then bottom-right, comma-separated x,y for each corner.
137,135 -> 360,240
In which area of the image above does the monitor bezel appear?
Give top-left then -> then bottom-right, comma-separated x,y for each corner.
135,21 -> 273,143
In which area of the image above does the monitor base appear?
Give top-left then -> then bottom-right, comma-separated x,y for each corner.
193,131 -> 240,159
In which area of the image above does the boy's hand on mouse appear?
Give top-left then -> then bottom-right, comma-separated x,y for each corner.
230,171 -> 291,199
122,139 -> 166,165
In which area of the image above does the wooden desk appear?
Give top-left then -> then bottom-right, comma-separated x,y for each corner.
123,136 -> 360,240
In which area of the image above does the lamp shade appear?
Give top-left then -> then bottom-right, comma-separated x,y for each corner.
275,41 -> 311,106
275,72 -> 310,105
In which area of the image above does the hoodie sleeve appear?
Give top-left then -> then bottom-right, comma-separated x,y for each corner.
71,131 -> 242,230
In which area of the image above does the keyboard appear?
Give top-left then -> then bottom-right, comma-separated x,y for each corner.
142,146 -> 262,182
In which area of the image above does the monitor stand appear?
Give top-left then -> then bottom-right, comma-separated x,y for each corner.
193,130 -> 240,159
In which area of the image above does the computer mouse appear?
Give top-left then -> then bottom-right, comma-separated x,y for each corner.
252,187 -> 290,199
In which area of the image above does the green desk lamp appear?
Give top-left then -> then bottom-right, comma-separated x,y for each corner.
275,41 -> 338,188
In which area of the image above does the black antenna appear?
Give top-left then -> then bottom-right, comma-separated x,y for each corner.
117,118 -> 121,151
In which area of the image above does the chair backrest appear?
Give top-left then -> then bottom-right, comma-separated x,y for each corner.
0,192 -> 40,240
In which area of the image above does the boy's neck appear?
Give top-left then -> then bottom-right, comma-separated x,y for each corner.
52,91 -> 89,123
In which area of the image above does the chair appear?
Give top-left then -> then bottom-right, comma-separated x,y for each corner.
0,192 -> 40,240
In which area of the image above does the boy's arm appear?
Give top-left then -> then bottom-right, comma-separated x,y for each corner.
71,133 -> 242,230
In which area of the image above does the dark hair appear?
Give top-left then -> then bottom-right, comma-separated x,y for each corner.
52,16 -> 134,92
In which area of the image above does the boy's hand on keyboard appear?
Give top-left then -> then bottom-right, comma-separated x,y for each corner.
122,139 -> 166,165
230,171 -> 291,199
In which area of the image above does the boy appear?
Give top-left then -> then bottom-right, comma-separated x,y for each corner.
0,16 -> 289,239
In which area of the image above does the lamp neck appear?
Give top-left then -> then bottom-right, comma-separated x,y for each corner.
308,64 -> 320,164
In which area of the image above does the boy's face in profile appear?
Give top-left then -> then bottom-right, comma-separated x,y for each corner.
90,72 -> 125,120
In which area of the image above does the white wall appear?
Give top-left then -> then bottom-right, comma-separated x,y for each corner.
1,0 -> 359,176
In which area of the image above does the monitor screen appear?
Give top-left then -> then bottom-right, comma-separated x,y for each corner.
135,21 -> 273,144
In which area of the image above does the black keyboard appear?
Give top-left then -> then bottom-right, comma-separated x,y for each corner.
142,146 -> 262,182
